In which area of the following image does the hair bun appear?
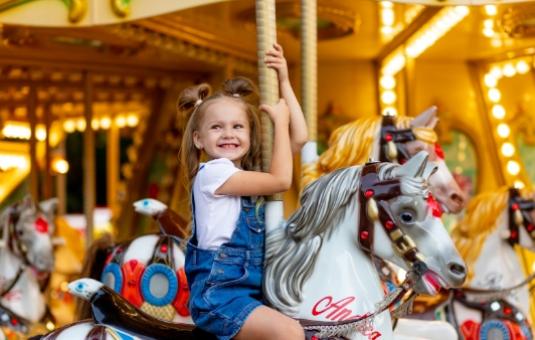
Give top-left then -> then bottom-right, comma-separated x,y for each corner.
222,76 -> 258,102
177,83 -> 212,114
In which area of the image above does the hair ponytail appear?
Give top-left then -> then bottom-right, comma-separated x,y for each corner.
178,83 -> 212,188
221,76 -> 258,105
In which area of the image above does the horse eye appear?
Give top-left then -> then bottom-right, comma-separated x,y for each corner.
400,211 -> 414,223
17,229 -> 24,236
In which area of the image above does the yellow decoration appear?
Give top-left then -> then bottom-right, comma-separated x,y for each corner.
111,0 -> 130,18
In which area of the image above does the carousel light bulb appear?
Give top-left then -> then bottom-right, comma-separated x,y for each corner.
380,1 -> 393,8
507,160 -> 520,176
115,115 -> 126,128
381,26 -> 394,35
484,5 -> 497,16
496,123 -> 510,138
36,126 -> 47,141
380,75 -> 396,90
516,60 -> 530,74
381,90 -> 397,105
381,8 -> 395,27
482,27 -> 494,38
91,118 -> 100,130
502,63 -> 516,77
484,73 -> 497,88
63,120 -> 75,133
126,114 -> 140,127
488,88 -> 501,103
483,19 -> 494,29
75,118 -> 86,132
52,158 -> 69,174
490,66 -> 503,79
382,53 -> 405,75
514,180 -> 525,189
492,104 -> 506,119
454,6 -> 469,16
501,142 -> 515,157
100,117 -> 111,129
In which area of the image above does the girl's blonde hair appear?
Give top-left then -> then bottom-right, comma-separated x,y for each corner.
178,77 -> 262,189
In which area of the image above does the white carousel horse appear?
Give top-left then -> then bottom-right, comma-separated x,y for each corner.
436,187 -> 535,339
300,108 -> 468,339
76,199 -> 191,324
0,196 -> 58,337
264,152 -> 466,339
36,152 -> 467,339
301,106 -> 465,214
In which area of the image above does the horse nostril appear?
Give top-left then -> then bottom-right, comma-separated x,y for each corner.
448,262 -> 466,276
450,193 -> 464,206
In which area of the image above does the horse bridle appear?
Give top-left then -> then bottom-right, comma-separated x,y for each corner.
299,162 -> 429,338
507,188 -> 535,247
379,116 -> 416,164
358,162 -> 428,270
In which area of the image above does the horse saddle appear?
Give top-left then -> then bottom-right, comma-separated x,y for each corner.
88,286 -> 348,340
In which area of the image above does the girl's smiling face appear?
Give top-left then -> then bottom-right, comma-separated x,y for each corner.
193,97 -> 251,167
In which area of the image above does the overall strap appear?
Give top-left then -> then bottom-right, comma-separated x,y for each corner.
189,165 -> 204,245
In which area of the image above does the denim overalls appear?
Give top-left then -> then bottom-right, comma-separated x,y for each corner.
185,194 -> 266,339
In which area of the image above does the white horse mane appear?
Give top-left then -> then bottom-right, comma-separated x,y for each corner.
264,163 -> 428,314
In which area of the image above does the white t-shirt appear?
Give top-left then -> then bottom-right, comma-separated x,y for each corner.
192,158 -> 242,250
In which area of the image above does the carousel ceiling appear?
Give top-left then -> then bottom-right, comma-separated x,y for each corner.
1,0 -> 535,203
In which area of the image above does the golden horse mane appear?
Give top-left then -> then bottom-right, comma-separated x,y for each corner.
302,115 -> 434,188
450,186 -> 529,282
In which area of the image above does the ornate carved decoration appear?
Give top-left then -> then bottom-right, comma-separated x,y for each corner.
0,0 -> 133,23
238,0 -> 359,40
111,0 -> 130,18
501,3 -> 535,38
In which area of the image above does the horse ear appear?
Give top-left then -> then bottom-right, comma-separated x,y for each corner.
39,197 -> 59,230
410,106 -> 437,128
394,151 -> 429,178
21,194 -> 37,212
422,161 -> 438,181
39,198 -> 58,216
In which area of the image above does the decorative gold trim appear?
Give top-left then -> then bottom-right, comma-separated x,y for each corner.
68,0 -> 87,23
0,0 -> 87,23
111,0 -> 130,18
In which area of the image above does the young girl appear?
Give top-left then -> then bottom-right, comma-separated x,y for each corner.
179,44 -> 307,340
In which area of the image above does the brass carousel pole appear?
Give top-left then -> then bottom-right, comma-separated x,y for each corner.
83,72 -> 95,247
43,102 -> 52,199
255,0 -> 281,231
300,0 -> 318,167
28,85 -> 39,200
107,113 -> 119,220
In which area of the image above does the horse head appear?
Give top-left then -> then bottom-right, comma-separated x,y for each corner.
376,152 -> 467,294
302,108 -> 466,215
265,151 -> 466,317
0,195 -> 57,273
406,107 -> 466,213
452,187 -> 535,279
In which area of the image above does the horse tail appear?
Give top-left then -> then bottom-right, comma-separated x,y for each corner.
75,233 -> 114,320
